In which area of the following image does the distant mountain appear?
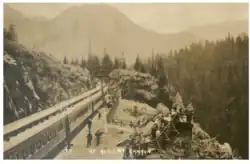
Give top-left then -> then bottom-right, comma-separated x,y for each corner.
4,4 -> 50,50
4,4 -> 248,63
4,4 -> 201,63
185,20 -> 248,41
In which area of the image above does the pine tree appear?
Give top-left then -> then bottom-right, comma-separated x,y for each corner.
113,57 -> 120,69
7,24 -> 18,41
92,55 -> 101,76
81,57 -> 86,68
71,58 -> 75,65
140,64 -> 146,73
122,60 -> 127,69
86,55 -> 93,71
157,57 -> 167,87
4,28 -> 8,39
63,56 -> 68,64
75,58 -> 79,65
134,54 -> 141,71
101,53 -> 113,76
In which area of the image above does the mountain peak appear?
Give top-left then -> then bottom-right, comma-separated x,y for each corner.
5,4 -> 247,64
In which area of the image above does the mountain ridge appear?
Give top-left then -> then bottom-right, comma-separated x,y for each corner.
4,4 -> 248,63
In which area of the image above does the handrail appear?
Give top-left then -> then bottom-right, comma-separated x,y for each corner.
4,85 -> 102,138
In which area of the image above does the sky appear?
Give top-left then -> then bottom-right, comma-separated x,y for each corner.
7,3 -> 249,33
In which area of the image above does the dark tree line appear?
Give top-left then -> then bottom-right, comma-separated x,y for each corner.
134,54 -> 146,73
113,57 -> 127,69
63,53 -> 127,78
4,24 -> 18,42
133,53 -> 172,108
140,33 -> 248,158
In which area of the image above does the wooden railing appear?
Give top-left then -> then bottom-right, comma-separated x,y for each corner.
4,86 -> 108,159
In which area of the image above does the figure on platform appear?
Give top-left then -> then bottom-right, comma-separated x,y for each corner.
95,129 -> 103,146
87,118 -> 92,131
137,120 -> 141,127
156,129 -> 161,138
86,131 -> 93,148
65,115 -> 71,150
129,121 -> 133,128
123,143 -> 131,159
151,123 -> 158,140
154,117 -> 161,128
98,112 -> 102,119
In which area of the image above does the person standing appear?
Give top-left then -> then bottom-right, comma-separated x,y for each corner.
65,115 -> 71,150
123,143 -> 131,159
87,118 -> 92,131
98,112 -> 102,119
129,121 -> 133,128
86,131 -> 93,148
137,120 -> 141,127
151,124 -> 158,140
95,129 -> 103,146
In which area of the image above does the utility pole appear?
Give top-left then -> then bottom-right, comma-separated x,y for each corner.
96,65 -> 108,134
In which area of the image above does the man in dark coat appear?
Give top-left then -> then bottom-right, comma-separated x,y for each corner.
86,132 -> 93,148
95,129 -> 103,146
65,116 -> 71,150
137,120 -> 141,127
151,124 -> 158,140
98,112 -> 102,119
87,118 -> 92,131
123,143 -> 131,159
129,121 -> 133,128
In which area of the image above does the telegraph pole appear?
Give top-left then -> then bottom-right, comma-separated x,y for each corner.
95,65 -> 108,134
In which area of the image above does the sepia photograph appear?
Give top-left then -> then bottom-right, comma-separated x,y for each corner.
2,1 -> 249,160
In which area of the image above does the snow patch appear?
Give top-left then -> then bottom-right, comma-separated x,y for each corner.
26,79 -> 40,100
4,53 -> 17,66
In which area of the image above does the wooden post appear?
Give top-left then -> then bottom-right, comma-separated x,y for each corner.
101,78 -> 109,134
101,78 -> 105,103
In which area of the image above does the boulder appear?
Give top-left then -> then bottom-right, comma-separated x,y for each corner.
156,103 -> 170,116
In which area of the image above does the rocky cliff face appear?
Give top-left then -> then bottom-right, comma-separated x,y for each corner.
4,40 -> 91,125
110,69 -> 158,98
110,69 -> 176,107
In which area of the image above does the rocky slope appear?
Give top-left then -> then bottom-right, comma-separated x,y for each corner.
110,69 -> 236,159
4,40 -> 91,125
110,69 -> 158,101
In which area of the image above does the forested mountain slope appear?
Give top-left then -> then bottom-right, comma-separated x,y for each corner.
143,34 -> 248,158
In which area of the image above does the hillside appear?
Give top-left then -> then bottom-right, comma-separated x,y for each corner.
4,4 -> 200,63
186,20 -> 248,41
4,39 -> 91,125
142,34 -> 248,158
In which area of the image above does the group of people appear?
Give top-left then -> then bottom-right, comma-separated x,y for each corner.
146,104 -> 195,157
123,133 -> 149,159
121,103 -> 194,159
154,104 -> 194,136
86,118 -> 104,148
